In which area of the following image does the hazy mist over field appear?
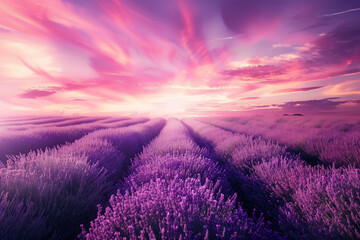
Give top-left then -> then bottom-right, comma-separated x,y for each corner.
1,1 -> 360,240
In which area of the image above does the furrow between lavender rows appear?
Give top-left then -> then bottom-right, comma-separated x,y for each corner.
0,118 -> 165,240
182,118 -> 360,240
81,119 -> 281,240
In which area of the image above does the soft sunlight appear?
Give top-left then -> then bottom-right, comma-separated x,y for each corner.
1,2 -> 360,239
0,0 -> 359,117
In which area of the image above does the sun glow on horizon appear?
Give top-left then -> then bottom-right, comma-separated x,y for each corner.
0,0 -> 359,117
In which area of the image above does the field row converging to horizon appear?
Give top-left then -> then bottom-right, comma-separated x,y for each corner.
0,115 -> 359,240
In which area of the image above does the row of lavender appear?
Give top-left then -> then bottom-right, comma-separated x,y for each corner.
183,119 -> 360,239
0,116 -> 83,127
0,118 -> 165,239
81,119 -> 280,239
200,116 -> 360,167
1,116 -> 358,239
0,117 -> 148,165
0,116 -> 131,130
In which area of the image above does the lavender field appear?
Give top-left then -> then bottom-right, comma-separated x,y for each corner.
0,115 -> 359,240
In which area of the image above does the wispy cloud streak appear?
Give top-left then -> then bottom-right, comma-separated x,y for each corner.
0,0 -> 359,116
320,8 -> 360,17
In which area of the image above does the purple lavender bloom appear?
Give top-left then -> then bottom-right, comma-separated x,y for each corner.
83,177 -> 278,240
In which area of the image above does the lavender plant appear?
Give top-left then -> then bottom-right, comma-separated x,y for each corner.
185,118 -> 360,239
82,119 -> 280,239
201,117 -> 360,167
254,159 -> 360,239
1,115 -> 358,240
0,118 -> 165,239
0,117 -> 149,165
83,178 -> 278,240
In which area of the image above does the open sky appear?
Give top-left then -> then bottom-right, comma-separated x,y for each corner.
0,0 -> 360,117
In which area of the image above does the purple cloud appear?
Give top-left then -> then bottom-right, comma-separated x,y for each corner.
221,20 -> 360,86
19,90 -> 56,98
276,98 -> 346,112
220,0 -> 287,34
274,86 -> 325,94
222,64 -> 288,80
302,22 -> 360,66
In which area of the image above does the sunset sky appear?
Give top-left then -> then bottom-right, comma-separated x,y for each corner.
0,0 -> 360,117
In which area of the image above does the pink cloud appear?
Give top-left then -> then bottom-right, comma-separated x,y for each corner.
0,0 -> 359,116
178,0 -> 213,66
222,22 -> 360,87
240,97 -> 260,100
